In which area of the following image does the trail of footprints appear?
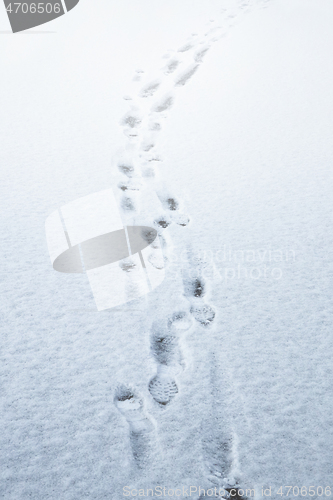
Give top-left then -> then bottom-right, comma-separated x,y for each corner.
114,264 -> 217,470
113,0 -> 273,488
116,0 -> 273,230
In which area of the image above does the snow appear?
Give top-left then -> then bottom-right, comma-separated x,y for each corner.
1,0 -> 333,498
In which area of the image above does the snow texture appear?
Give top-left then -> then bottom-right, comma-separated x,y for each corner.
1,0 -> 333,498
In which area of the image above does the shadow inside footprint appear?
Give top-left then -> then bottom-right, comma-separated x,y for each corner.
141,228 -> 158,245
154,218 -> 171,229
140,80 -> 161,98
152,93 -> 174,113
115,385 -> 135,403
183,277 -> 206,298
193,278 -> 205,297
167,198 -> 178,210
175,63 -> 199,86
160,197 -> 179,211
177,42 -> 194,52
118,163 -> 135,177
151,335 -> 178,365
194,46 -> 210,63
165,59 -> 180,74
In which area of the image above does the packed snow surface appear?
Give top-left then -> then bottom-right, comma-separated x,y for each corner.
0,0 -> 333,498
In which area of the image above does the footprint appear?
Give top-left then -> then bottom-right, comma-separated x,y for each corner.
121,195 -> 136,212
141,137 -> 155,152
114,385 -> 155,467
142,142 -> 155,152
175,63 -> 199,87
157,195 -> 190,226
177,42 -> 194,53
154,217 -> 171,229
190,301 -> 216,326
148,311 -> 191,406
160,196 -> 179,211
140,79 -> 161,98
183,263 -> 216,325
148,121 -> 161,131
183,276 -> 206,299
119,258 -> 137,272
152,93 -> 175,113
148,319 -> 187,406
194,45 -> 210,63
140,227 -> 158,245
120,257 -> 150,300
118,163 -> 136,178
120,110 -> 142,129
150,329 -> 178,365
167,197 -> 178,210
148,251 -> 164,270
133,69 -> 144,82
164,58 -> 180,75
148,365 -> 178,406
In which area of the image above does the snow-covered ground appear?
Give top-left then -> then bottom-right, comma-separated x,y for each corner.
1,0 -> 333,498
